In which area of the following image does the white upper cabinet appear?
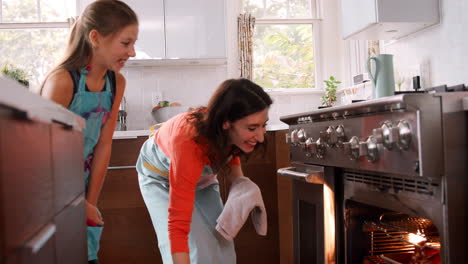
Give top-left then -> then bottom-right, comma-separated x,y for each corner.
341,0 -> 440,40
164,0 -> 226,59
122,0 -> 165,59
79,0 -> 226,63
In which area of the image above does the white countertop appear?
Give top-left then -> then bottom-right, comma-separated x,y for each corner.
112,123 -> 289,139
0,77 -> 85,130
113,130 -> 152,139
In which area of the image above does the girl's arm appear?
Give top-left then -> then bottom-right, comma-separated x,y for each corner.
41,70 -> 74,107
86,72 -> 126,207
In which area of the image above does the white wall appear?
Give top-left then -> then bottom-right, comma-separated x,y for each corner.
123,0 -> 344,130
382,0 -> 468,88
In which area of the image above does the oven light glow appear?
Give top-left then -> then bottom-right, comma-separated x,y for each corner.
324,183 -> 336,264
408,232 -> 426,244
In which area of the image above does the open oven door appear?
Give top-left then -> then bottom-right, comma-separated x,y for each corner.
278,163 -> 337,264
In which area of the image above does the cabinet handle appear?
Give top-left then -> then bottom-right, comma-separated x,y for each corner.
25,223 -> 56,254
108,165 -> 136,170
113,136 -> 138,139
277,166 -> 324,184
71,194 -> 85,207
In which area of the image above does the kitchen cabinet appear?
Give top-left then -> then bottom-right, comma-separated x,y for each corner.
0,79 -> 87,264
165,0 -> 226,59
100,130 -> 289,264
121,0 -> 165,59
112,0 -> 225,65
98,136 -> 163,264
341,0 -> 439,40
219,130 -> 289,264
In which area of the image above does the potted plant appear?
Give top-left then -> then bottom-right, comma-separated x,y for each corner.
1,62 -> 30,88
321,75 -> 341,107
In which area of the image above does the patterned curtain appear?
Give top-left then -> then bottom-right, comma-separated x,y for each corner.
237,13 -> 255,79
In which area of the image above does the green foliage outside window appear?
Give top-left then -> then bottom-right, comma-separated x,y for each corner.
253,24 -> 315,89
242,0 -> 318,89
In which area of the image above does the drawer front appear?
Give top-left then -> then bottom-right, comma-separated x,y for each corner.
99,207 -> 162,264
51,124 -> 84,212
0,117 -> 54,255
54,194 -> 87,264
99,169 -> 144,209
109,137 -> 148,167
4,223 -> 57,264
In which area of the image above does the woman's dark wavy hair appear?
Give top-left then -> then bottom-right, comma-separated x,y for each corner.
189,78 -> 273,172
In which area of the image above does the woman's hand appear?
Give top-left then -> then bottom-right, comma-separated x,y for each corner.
86,200 -> 104,226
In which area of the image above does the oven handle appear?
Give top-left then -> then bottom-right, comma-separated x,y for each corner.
277,166 -> 324,184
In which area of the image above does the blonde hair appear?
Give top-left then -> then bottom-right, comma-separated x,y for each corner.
39,0 -> 138,93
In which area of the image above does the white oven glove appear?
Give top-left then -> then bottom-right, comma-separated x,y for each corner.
215,176 -> 267,240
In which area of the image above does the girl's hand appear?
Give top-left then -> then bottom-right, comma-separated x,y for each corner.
86,200 -> 104,226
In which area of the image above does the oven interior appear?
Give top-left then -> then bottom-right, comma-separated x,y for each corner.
345,200 -> 441,264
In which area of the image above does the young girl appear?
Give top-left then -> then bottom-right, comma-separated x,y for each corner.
136,78 -> 273,264
39,1 -> 138,263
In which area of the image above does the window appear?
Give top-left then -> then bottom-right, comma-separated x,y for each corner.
0,0 -> 76,88
242,0 -> 321,89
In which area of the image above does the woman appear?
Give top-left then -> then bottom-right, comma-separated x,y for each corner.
39,1 -> 138,263
137,78 -> 273,264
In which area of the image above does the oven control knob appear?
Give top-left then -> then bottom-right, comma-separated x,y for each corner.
297,129 -> 307,143
396,120 -> 412,150
319,130 -> 329,145
365,136 -> 379,162
359,141 -> 368,156
326,126 -> 338,146
343,136 -> 360,160
373,122 -> 394,150
290,129 -> 299,145
315,138 -> 326,159
305,137 -> 316,155
335,125 -> 346,146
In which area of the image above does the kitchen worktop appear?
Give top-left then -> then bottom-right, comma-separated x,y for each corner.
0,77 -> 85,131
113,123 -> 289,139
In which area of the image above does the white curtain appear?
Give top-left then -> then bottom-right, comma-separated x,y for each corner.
237,13 -> 255,80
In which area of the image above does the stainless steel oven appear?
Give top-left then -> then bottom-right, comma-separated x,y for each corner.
278,90 -> 468,263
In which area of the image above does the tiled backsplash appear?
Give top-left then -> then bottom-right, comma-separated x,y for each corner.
122,65 -> 323,130
122,65 -> 227,130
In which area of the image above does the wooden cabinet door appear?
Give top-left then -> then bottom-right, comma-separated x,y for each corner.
275,130 -> 293,264
98,168 -> 162,264
54,194 -> 87,264
219,132 -> 283,264
17,223 -> 57,264
0,113 -> 54,258
50,123 -> 84,213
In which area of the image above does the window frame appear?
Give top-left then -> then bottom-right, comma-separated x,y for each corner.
0,0 -> 79,27
245,0 -> 324,93
0,0 -> 79,86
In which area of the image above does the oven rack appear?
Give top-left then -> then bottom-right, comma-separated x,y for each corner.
364,221 -> 440,251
